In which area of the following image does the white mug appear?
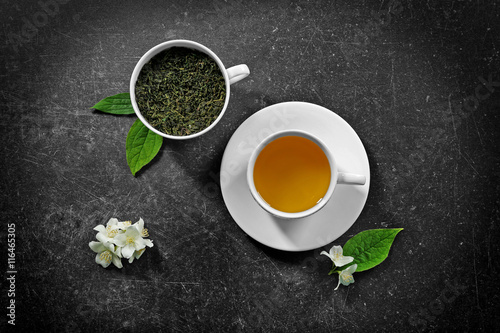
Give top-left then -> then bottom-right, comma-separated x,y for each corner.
247,129 -> 366,219
130,39 -> 250,140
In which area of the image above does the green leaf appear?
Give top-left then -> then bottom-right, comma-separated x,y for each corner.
91,93 -> 135,115
126,119 -> 163,176
342,228 -> 403,273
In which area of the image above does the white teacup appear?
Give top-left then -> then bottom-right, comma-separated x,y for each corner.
130,39 -> 250,140
247,129 -> 366,219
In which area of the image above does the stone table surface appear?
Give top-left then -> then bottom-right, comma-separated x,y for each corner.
1,0 -> 499,332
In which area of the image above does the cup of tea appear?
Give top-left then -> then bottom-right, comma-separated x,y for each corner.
246,129 -> 366,219
130,39 -> 250,140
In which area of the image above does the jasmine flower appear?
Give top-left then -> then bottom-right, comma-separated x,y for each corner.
321,245 -> 354,267
335,264 -> 357,290
89,241 -> 123,269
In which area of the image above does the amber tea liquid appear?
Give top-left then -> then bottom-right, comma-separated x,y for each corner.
253,136 -> 331,213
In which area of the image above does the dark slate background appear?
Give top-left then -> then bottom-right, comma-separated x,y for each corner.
1,0 -> 499,331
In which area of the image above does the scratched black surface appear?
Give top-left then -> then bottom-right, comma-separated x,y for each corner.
1,0 -> 499,332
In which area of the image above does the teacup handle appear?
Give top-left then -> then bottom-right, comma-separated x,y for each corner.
227,64 -> 250,85
338,172 -> 366,185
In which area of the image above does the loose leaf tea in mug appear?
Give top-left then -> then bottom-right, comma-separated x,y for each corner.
135,47 -> 226,136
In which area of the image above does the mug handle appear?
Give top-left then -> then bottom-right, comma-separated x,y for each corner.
338,173 -> 366,185
227,64 -> 250,85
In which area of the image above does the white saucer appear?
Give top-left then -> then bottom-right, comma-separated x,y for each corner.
220,102 -> 370,252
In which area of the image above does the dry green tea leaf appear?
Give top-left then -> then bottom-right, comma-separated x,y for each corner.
135,47 -> 226,136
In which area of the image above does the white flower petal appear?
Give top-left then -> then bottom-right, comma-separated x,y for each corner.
95,253 -> 103,264
103,242 -> 116,252
335,256 -> 354,267
334,276 -> 342,290
320,250 -> 332,261
96,233 -> 110,244
346,264 -> 357,274
143,239 -> 154,248
126,226 -> 140,238
107,218 -> 119,227
114,246 -> 122,258
330,245 -> 343,258
118,220 -> 132,230
95,253 -> 111,268
112,255 -> 123,269
112,234 -> 127,247
133,238 -> 146,251
93,225 -> 106,233
89,241 -> 105,253
135,248 -> 146,260
121,245 -> 135,259
340,274 -> 354,286
133,217 -> 144,230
